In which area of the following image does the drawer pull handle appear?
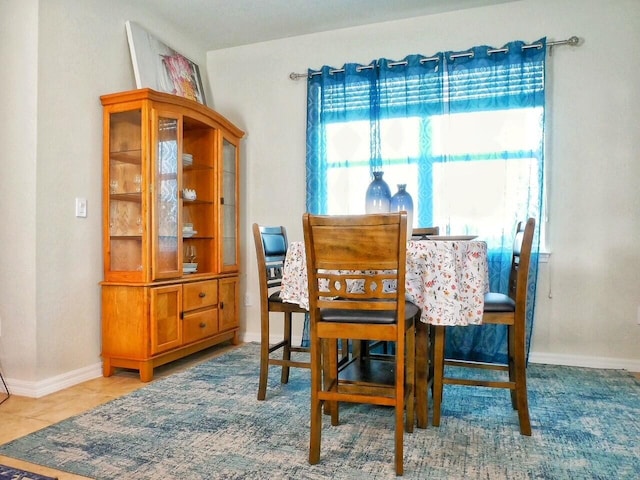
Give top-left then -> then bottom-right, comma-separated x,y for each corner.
199,292 -> 206,298
199,322 -> 206,328
220,301 -> 224,309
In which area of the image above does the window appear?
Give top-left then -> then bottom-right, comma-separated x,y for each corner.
323,107 -> 543,246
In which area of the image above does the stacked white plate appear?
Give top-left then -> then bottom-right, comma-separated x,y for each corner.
183,226 -> 197,238
183,153 -> 193,166
183,262 -> 198,274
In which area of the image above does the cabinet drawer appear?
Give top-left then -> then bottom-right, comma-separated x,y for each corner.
183,280 -> 217,311
183,309 -> 219,344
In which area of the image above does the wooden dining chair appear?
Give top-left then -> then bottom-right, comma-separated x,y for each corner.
252,224 -> 310,401
303,212 -> 419,476
431,218 -> 535,435
411,226 -> 440,240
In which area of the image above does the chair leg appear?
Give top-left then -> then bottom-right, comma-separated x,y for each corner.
320,339 -> 333,417
432,325 -> 446,427
512,323 -> 532,435
395,335 -> 406,476
327,339 -> 339,426
339,339 -> 349,365
395,400 -> 404,476
507,323 -> 517,409
415,320 -> 429,429
281,312 -> 293,384
257,309 -> 270,401
405,323 -> 416,434
309,331 -> 323,465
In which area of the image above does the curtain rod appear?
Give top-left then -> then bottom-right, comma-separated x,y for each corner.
289,35 -> 580,80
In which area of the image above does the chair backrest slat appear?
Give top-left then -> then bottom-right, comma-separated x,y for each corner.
253,224 -> 289,292
509,218 -> 535,304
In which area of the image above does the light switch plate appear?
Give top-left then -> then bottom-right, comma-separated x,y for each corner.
75,197 -> 87,217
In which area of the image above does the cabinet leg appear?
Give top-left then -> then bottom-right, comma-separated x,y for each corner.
231,331 -> 240,345
139,363 -> 154,382
102,358 -> 115,378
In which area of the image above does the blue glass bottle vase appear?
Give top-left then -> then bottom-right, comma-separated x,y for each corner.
390,184 -> 414,238
365,171 -> 391,214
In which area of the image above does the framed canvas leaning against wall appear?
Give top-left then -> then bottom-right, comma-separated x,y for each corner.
125,20 -> 206,105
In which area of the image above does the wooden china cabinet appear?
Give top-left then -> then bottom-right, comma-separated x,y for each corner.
100,89 -> 244,381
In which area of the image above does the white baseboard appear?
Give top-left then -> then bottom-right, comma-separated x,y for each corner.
3,362 -> 103,399
528,351 -> 640,372
3,343 -> 636,399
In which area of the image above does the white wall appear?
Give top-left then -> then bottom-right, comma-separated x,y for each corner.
1,0 -> 638,397
207,0 -> 640,370
0,0 -> 211,395
0,0 -> 39,381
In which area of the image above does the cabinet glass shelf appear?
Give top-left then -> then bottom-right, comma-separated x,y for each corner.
110,150 -> 142,164
182,199 -> 213,205
110,193 -> 142,202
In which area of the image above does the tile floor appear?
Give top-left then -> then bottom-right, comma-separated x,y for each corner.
0,342 -> 239,480
1,346 -> 638,480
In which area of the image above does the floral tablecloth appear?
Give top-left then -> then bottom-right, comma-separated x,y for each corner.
280,239 -> 489,326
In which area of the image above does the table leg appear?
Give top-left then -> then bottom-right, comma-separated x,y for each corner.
416,321 -> 429,429
432,325 -> 445,427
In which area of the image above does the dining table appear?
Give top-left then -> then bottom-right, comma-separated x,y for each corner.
280,236 -> 489,428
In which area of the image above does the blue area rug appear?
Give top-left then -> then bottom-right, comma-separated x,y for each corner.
0,343 -> 638,479
0,463 -> 57,479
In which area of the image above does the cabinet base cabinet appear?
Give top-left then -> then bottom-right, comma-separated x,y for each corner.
101,277 -> 240,382
102,330 -> 238,382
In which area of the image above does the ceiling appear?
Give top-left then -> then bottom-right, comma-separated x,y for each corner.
139,0 -> 517,51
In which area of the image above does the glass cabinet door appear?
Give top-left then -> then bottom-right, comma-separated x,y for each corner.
106,109 -> 145,282
152,111 -> 182,280
220,136 -> 239,271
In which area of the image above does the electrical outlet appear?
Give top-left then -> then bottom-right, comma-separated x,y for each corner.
244,293 -> 252,307
637,306 -> 640,325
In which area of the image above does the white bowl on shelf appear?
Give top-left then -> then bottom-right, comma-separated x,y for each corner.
183,223 -> 196,237
183,188 -> 197,201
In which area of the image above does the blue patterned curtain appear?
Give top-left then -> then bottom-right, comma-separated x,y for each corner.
305,39 -> 545,362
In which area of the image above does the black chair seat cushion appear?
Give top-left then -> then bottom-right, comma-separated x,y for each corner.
483,292 -> 516,313
269,290 -> 285,303
320,300 -> 420,324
